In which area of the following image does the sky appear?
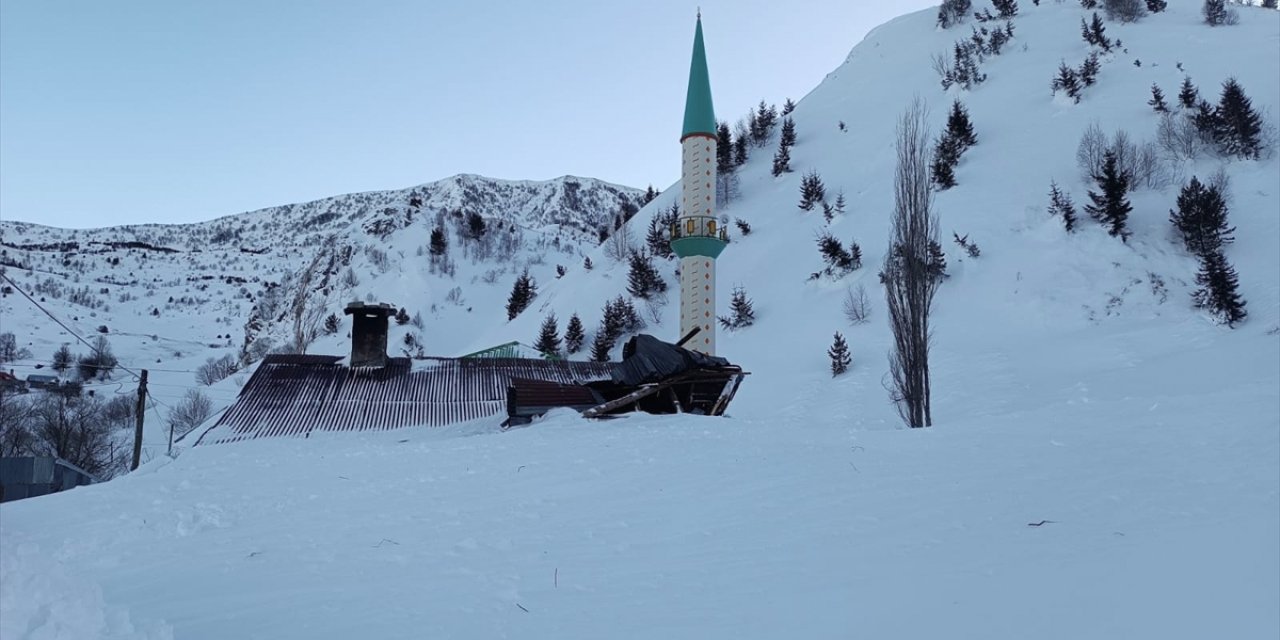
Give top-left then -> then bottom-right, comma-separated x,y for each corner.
0,0 -> 935,229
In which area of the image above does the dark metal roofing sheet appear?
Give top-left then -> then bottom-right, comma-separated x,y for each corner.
197,356 -> 614,445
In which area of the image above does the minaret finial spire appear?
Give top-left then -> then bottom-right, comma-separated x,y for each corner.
697,7 -> 701,19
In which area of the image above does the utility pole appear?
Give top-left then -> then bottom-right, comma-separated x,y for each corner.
131,369 -> 147,471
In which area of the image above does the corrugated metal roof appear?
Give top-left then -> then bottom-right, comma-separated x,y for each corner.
197,355 -> 614,445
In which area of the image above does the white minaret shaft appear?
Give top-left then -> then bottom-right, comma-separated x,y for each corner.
679,136 -> 717,355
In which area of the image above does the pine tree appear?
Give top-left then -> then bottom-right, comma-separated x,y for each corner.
828,332 -> 852,377
583,256 -> 594,271
834,191 -> 847,217
799,171 -> 826,210
395,307 -> 410,325
564,313 -> 585,354
771,142 -> 792,176
534,313 -> 562,357
781,98 -> 796,116
1078,52 -> 1101,87
1148,83 -> 1169,113
1178,76 -> 1199,110
641,185 -> 659,206
589,330 -> 614,362
646,215 -> 672,259
1092,13 -> 1112,50
931,136 -> 961,190
1170,176 -> 1234,256
52,344 -> 73,373
323,313 -> 340,335
716,121 -> 734,173
937,0 -> 972,28
1052,62 -> 1082,102
505,269 -> 537,320
1192,250 -> 1247,326
993,0 -> 1018,18
780,117 -> 797,148
1215,78 -> 1264,158
816,232 -> 859,276
734,134 -> 748,166
1192,99 -> 1223,143
626,250 -> 667,300
946,99 -> 977,149
1145,0 -> 1166,12
1202,0 -> 1232,26
1084,151 -> 1133,240
1048,181 -> 1079,232
429,227 -> 448,257
1263,0 -> 1277,9
718,286 -> 756,330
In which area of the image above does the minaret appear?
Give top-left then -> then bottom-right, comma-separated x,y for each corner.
671,12 -> 727,356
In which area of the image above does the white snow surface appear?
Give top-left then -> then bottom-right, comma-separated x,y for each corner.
3,1 -> 1279,637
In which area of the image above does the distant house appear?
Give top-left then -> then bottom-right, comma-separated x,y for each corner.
0,456 -> 98,503
196,302 -> 746,445
0,371 -> 27,393
25,374 -> 59,390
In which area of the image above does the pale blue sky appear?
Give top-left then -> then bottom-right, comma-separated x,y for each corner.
0,1 -> 933,228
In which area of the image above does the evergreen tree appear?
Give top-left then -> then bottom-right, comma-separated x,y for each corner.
1078,52 -> 1101,87
716,121 -> 734,173
1047,181 -> 1079,232
564,313 -> 585,354
751,100 -> 777,146
1215,78 -> 1264,158
799,170 -> 826,210
534,313 -> 562,357
931,136 -> 961,190
429,226 -> 448,257
1084,151 -> 1132,240
927,240 -> 949,282
589,330 -> 614,362
646,215 -> 673,259
828,332 -> 851,377
1202,0 -> 1232,26
1145,0 -> 1166,12
781,98 -> 796,116
505,268 -> 537,320
780,117 -> 797,149
1192,99 -> 1223,143
323,313 -> 340,335
937,0 -> 972,28
52,344 -> 73,373
1263,0 -> 1277,9
583,256 -> 594,271
734,134 -> 748,166
1170,176 -> 1234,256
993,0 -> 1018,18
946,99 -> 978,149
626,250 -> 667,300
771,142 -> 792,176
834,191 -> 847,217
718,286 -> 756,331
466,211 -> 487,239
1192,250 -> 1247,326
1148,83 -> 1169,113
1052,62 -> 1082,102
641,185 -> 659,206
1178,76 -> 1199,110
395,307 -> 410,325
1084,12 -> 1112,50
816,232 -> 860,276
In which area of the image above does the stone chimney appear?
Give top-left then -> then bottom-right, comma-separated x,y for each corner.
343,302 -> 395,367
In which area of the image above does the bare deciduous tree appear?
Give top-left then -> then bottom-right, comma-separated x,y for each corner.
843,284 -> 872,325
883,99 -> 940,428
169,389 -> 214,440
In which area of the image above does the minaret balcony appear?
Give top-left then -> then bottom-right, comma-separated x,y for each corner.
670,216 -> 728,259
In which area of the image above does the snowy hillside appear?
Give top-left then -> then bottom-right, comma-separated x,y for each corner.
1,173 -> 642,453
2,1 -> 1278,638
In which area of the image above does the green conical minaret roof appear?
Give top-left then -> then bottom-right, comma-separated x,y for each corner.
681,15 -> 716,140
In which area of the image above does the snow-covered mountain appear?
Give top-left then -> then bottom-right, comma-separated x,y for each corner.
1,172 -> 643,414
2,2 -> 1278,638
